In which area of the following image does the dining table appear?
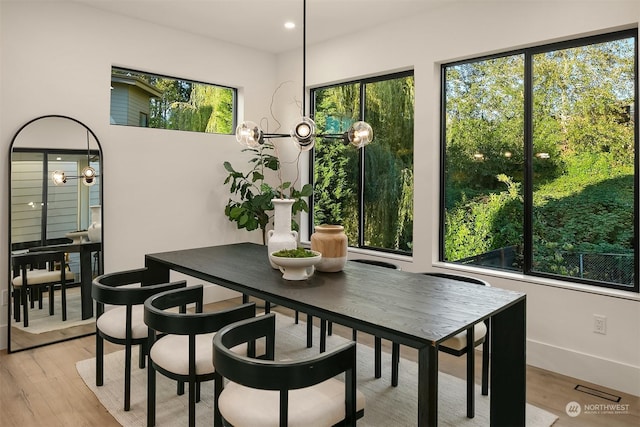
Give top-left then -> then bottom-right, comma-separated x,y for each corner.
29,241 -> 102,319
144,242 -> 526,426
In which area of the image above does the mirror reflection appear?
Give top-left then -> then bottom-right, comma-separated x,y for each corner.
9,115 -> 103,352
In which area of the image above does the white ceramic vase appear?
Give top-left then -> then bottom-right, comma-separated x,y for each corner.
267,198 -> 298,269
87,205 -> 102,242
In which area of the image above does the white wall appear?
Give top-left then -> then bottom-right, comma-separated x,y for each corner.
277,0 -> 640,395
0,1 -> 282,347
1,0 -> 639,397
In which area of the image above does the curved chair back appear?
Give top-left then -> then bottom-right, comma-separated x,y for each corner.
93,267 -> 187,315
421,271 -> 490,287
144,285 -> 257,427
351,258 -> 400,270
11,250 -> 71,326
91,267 -> 187,411
144,285 -> 257,336
213,313 -> 363,427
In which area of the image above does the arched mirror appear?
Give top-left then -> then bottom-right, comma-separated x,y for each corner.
8,115 -> 103,352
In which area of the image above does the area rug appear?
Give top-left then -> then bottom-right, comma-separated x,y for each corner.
76,314 -> 558,426
13,288 -> 94,334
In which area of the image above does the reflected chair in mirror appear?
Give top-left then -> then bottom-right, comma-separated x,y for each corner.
144,285 -> 256,427
212,313 -> 365,427
389,272 -> 490,418
92,267 -> 187,411
11,250 -> 74,327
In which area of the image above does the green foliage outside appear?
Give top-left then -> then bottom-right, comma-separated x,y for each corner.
443,36 -> 636,286
313,74 -> 414,253
112,68 -> 234,134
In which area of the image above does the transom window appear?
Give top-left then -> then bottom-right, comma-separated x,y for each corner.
110,67 -> 236,134
311,71 -> 414,254
441,29 -> 638,292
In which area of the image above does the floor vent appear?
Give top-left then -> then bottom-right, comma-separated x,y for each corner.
574,384 -> 621,402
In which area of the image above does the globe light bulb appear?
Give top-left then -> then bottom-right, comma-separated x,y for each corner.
52,170 -> 66,185
235,121 -> 263,148
82,166 -> 97,186
290,117 -> 316,151
347,121 -> 374,148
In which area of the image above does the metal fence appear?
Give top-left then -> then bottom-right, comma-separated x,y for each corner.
560,252 -> 634,285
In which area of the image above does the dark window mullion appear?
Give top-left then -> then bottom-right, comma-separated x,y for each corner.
358,82 -> 367,247
41,153 -> 49,245
634,33 -> 640,293
439,65 -> 448,262
523,52 -> 534,274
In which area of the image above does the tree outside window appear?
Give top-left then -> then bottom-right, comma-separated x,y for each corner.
312,72 -> 414,254
442,30 -> 637,292
110,67 -> 236,134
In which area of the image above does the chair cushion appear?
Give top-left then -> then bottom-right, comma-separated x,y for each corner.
441,321 -> 487,351
150,333 -> 247,376
219,378 -> 366,427
12,269 -> 74,287
96,305 -> 147,340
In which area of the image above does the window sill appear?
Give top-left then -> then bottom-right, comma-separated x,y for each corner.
299,240 -> 414,264
431,261 -> 640,302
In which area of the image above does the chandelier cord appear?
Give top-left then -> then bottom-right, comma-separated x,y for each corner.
302,0 -> 306,118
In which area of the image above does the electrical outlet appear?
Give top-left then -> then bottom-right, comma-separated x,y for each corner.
593,314 -> 607,335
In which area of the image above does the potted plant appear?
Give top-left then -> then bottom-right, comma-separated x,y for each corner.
269,248 -> 322,281
223,141 -> 313,245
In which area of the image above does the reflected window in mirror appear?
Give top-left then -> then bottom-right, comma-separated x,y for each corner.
11,149 -> 100,279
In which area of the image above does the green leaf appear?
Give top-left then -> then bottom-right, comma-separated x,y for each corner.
300,183 -> 313,197
223,161 -> 236,173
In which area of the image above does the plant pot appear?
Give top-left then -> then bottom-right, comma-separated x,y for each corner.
311,224 -> 348,272
267,199 -> 298,269
269,250 -> 322,280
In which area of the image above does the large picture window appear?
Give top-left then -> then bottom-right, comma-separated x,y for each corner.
110,67 -> 236,134
441,29 -> 638,292
311,71 -> 414,254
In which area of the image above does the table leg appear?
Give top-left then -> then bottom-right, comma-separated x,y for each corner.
79,249 -> 93,320
490,298 -> 526,426
417,343 -> 438,426
144,257 -> 171,285
306,314 -> 313,348
320,319 -> 327,353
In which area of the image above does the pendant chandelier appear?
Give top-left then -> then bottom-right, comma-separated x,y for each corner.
52,130 -> 98,186
235,0 -> 373,151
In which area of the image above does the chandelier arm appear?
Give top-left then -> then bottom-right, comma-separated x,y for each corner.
262,133 -> 292,139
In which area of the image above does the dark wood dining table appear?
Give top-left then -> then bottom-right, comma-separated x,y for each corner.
144,242 -> 526,426
30,241 -> 102,319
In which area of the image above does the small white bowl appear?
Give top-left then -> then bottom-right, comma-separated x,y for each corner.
269,250 -> 322,281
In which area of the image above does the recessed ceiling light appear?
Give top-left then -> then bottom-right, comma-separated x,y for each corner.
284,21 -> 295,29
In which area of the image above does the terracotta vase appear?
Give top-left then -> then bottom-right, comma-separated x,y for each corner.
267,199 -> 298,269
311,224 -> 348,272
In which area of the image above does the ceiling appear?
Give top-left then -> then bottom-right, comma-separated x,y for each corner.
70,0 -> 451,54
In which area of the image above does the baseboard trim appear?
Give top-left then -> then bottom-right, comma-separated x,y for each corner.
528,339 -> 640,397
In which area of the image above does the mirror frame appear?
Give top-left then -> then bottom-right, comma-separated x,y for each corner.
8,114 -> 103,353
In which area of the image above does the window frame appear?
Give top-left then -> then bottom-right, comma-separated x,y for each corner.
309,70 -> 415,255
440,28 -> 639,293
110,66 -> 237,134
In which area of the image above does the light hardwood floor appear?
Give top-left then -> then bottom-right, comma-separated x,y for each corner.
1,298 -> 638,427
